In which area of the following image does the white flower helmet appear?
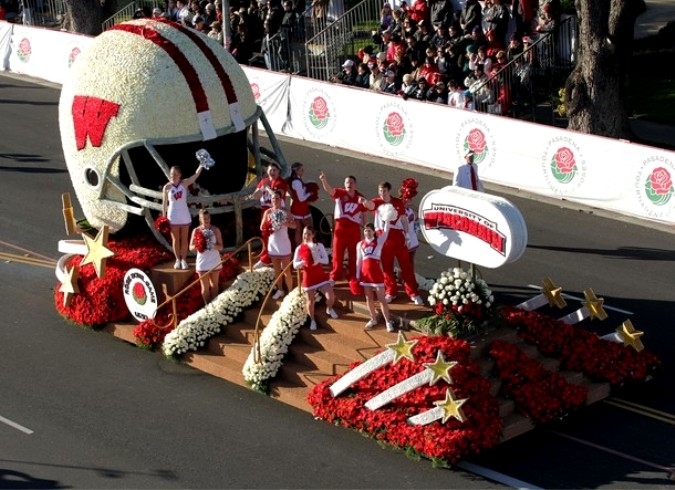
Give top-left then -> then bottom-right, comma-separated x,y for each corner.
59,19 -> 259,234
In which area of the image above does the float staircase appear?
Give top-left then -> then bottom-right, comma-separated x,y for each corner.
106,260 -> 610,444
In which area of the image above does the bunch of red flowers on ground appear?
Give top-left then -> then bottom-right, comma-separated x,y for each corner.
308,336 -> 503,464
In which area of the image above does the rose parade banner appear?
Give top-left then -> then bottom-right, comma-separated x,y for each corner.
241,66 -> 290,135
4,24 -> 675,225
0,21 -> 12,70
7,25 -> 92,85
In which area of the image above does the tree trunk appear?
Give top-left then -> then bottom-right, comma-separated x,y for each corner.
63,0 -> 105,36
565,0 -> 646,138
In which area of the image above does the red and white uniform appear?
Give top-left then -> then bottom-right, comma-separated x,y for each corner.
370,197 -> 420,298
257,177 -> 288,209
330,188 -> 365,281
256,177 -> 288,264
293,242 -> 332,291
288,176 -> 312,220
356,229 -> 388,288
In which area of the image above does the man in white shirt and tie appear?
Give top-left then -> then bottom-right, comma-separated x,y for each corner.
452,150 -> 484,192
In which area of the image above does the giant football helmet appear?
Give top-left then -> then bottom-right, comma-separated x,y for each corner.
59,19 -> 261,236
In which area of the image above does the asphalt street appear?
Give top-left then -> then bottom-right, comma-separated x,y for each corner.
1,73 -> 674,489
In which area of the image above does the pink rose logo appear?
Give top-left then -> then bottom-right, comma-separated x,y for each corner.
550,147 -> 576,184
17,38 -> 31,63
68,47 -> 81,68
644,167 -> 674,206
309,96 -> 330,129
463,128 -> 488,163
250,83 -> 261,101
382,112 -> 406,145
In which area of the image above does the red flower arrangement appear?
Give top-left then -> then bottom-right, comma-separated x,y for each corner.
500,306 -> 661,386
308,335 -> 503,464
489,339 -> 588,423
55,235 -> 172,326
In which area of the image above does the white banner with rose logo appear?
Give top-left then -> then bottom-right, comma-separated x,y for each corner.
8,25 -> 92,85
3,24 -> 675,224
0,22 -> 12,71
241,66 -> 290,135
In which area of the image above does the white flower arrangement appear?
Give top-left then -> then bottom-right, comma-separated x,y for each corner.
162,267 -> 275,357
242,287 -> 307,392
428,267 -> 494,311
419,267 -> 496,338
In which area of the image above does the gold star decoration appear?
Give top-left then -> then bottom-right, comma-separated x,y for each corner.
80,226 -> 115,279
434,388 -> 468,424
616,320 -> 645,352
386,331 -> 418,364
582,288 -> 608,320
424,350 -> 458,386
542,276 -> 566,309
59,265 -> 80,307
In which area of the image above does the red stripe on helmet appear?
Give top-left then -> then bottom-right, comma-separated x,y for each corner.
158,19 -> 238,105
110,23 -> 209,114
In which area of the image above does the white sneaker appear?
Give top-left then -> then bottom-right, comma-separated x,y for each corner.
386,321 -> 396,333
310,320 -> 317,331
272,289 -> 285,300
364,319 -> 377,330
411,295 -> 424,306
326,308 -> 338,319
384,294 -> 394,304
173,260 -> 181,270
180,259 -> 188,270
253,260 -> 268,269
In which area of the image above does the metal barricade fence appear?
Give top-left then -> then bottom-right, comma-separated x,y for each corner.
21,0 -> 66,27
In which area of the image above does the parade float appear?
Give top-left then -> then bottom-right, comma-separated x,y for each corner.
53,19 -> 660,467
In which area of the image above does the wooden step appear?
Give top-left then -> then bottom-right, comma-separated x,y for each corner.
205,337 -> 252,364
289,343 -> 355,376
183,352 -> 248,388
104,322 -> 138,345
150,261 -> 197,297
500,413 -> 535,442
215,321 -> 257,345
269,379 -> 314,413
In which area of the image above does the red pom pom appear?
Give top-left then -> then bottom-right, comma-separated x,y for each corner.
349,278 -> 364,295
298,244 -> 314,267
306,182 -> 320,203
194,229 -> 207,253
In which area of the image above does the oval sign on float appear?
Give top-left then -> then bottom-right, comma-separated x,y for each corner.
419,186 -> 528,268
122,268 -> 159,322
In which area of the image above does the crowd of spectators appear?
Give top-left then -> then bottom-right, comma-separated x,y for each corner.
329,0 -> 563,115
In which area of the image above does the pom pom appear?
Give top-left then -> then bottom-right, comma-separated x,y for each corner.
194,229 -> 207,253
306,181 -> 320,203
154,216 -> 170,238
298,244 -> 314,267
349,278 -> 364,295
399,177 -> 418,201
379,203 -> 398,223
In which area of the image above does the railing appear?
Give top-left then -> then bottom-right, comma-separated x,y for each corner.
102,2 -> 135,31
152,236 -> 264,331
252,260 -> 302,363
304,0 -> 380,81
21,0 -> 66,27
470,15 -> 578,122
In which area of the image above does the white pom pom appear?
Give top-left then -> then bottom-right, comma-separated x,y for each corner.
379,203 -> 398,222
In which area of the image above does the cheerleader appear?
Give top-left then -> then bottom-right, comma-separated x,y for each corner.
287,162 -> 315,247
162,164 -> 204,269
292,226 -> 338,331
356,220 -> 396,332
250,161 -> 289,268
261,190 -> 297,300
189,209 -> 223,304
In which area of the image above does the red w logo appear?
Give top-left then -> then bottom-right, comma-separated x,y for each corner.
174,191 -> 183,200
72,96 -> 120,150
